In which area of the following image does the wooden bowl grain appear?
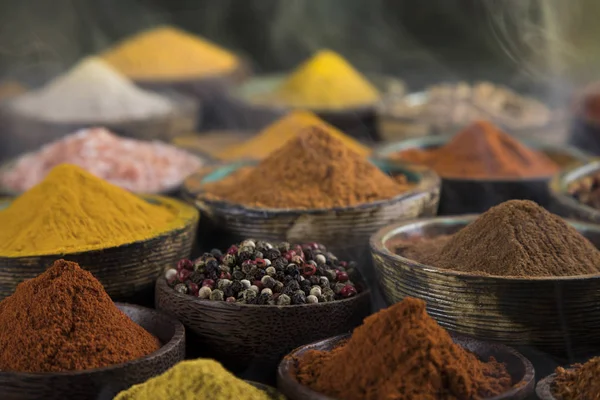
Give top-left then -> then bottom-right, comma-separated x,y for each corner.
277,333 -> 535,400
370,215 -> 600,357
0,303 -> 185,400
0,196 -> 199,303
549,159 -> 600,223
154,277 -> 371,375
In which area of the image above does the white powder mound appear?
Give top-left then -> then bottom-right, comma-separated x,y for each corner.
10,57 -> 175,122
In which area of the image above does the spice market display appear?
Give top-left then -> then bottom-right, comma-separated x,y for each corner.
202,127 -> 411,209
166,240 -> 363,305
292,297 -> 512,400
0,127 -> 204,193
0,259 -> 160,372
551,357 -> 600,400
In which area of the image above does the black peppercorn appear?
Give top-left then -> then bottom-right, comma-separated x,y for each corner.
232,270 -> 245,281
264,248 -> 282,260
292,292 -> 306,304
237,246 -> 255,261
257,292 -> 272,305
275,271 -> 286,282
189,271 -> 205,285
211,248 -> 223,258
231,280 -> 243,294
286,280 -> 300,292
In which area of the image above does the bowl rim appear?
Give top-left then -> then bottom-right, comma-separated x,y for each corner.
370,213 -> 600,281
535,372 -> 559,400
156,276 -> 370,310
372,133 -> 590,183
277,332 -> 535,400
0,194 -> 199,259
549,158 -> 600,217
187,159 -> 440,215
0,302 -> 185,377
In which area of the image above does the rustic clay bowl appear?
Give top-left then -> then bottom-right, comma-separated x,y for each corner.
183,158 -> 440,287
370,215 -> 600,358
155,277 -> 371,376
0,303 -> 185,400
373,134 -> 590,215
549,159 -> 600,223
277,333 -> 535,400
0,196 -> 199,304
247,381 -> 286,399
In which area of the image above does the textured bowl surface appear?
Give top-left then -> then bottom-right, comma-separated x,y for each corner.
0,303 -> 185,400
374,134 -> 590,215
155,277 -> 371,374
370,215 -> 600,357
550,159 -> 600,223
277,333 -> 535,400
0,195 -> 199,303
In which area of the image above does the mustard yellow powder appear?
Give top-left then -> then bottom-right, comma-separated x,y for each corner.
217,110 -> 371,160
272,49 -> 380,109
102,25 -> 239,81
0,164 -> 186,257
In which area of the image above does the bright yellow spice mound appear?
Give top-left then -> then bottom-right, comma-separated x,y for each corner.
102,26 -> 239,81
272,50 -> 380,109
0,164 -> 179,257
217,110 -> 371,160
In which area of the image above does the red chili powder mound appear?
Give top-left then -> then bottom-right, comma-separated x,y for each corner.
294,297 -> 512,400
0,259 -> 160,372
392,120 -> 559,179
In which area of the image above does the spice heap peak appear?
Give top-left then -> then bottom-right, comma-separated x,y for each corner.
203,127 -> 410,209
295,297 -> 511,400
0,259 -> 160,372
273,49 -> 380,109
217,110 -> 370,160
102,25 -> 239,80
10,57 -> 174,122
0,164 -> 177,257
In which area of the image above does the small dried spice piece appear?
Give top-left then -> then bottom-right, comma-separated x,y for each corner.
166,240 -> 363,305
568,173 -> 600,210
294,297 -> 512,400
552,357 -> 600,400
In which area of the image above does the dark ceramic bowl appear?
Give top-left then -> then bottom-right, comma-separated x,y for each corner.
247,381 -> 286,399
0,303 -> 185,400
155,277 -> 371,377
277,333 -> 535,400
0,91 -> 199,160
370,215 -> 600,357
535,373 -> 562,400
0,196 -> 199,304
183,158 -> 440,287
374,134 -> 590,215
229,74 -> 405,142
549,159 -> 600,223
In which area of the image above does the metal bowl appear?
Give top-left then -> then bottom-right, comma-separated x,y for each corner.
374,134 -> 590,215
370,215 -> 600,357
549,159 -> 600,223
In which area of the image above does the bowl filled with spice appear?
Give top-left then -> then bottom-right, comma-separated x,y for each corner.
0,260 -> 185,400
155,239 -> 371,377
536,357 -> 600,400
371,199 -> 600,358
231,49 -> 404,142
277,297 -> 535,400
550,159 -> 600,223
0,163 -> 199,304
374,120 -> 589,215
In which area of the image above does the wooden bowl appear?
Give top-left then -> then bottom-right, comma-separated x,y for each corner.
247,381 -> 286,400
549,159 -> 600,223
370,215 -> 600,357
0,195 -> 199,303
374,134 -> 590,215
155,277 -> 371,376
0,302 -> 185,400
182,159 -> 440,286
0,90 -> 199,160
277,333 -> 535,400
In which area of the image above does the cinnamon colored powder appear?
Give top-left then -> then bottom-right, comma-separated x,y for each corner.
392,120 -> 558,179
0,259 -> 160,372
294,297 -> 512,400
202,127 -> 411,209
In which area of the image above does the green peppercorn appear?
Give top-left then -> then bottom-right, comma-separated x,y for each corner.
210,289 -> 225,301
277,294 -> 291,305
217,279 -> 232,291
265,266 -> 276,277
273,281 -> 284,293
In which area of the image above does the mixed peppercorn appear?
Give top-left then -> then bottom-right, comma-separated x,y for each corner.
165,240 -> 363,305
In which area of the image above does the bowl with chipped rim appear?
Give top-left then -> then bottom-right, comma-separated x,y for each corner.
370,214 -> 600,357
0,302 -> 185,400
373,134 -> 590,215
277,333 -> 535,400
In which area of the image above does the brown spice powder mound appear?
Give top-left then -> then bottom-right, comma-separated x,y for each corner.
398,200 -> 600,277
202,127 -> 411,209
294,297 -> 512,400
552,357 -> 600,400
0,259 -> 160,372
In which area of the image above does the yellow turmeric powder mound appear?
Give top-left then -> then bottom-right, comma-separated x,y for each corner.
102,25 -> 239,81
0,164 -> 181,257
217,110 -> 371,160
115,359 -> 279,400
270,50 -> 380,109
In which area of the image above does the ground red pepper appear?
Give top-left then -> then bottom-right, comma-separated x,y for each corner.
294,297 -> 512,400
0,259 -> 160,372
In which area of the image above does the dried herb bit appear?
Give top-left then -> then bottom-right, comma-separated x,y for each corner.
552,357 -> 600,400
166,240 -> 363,306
